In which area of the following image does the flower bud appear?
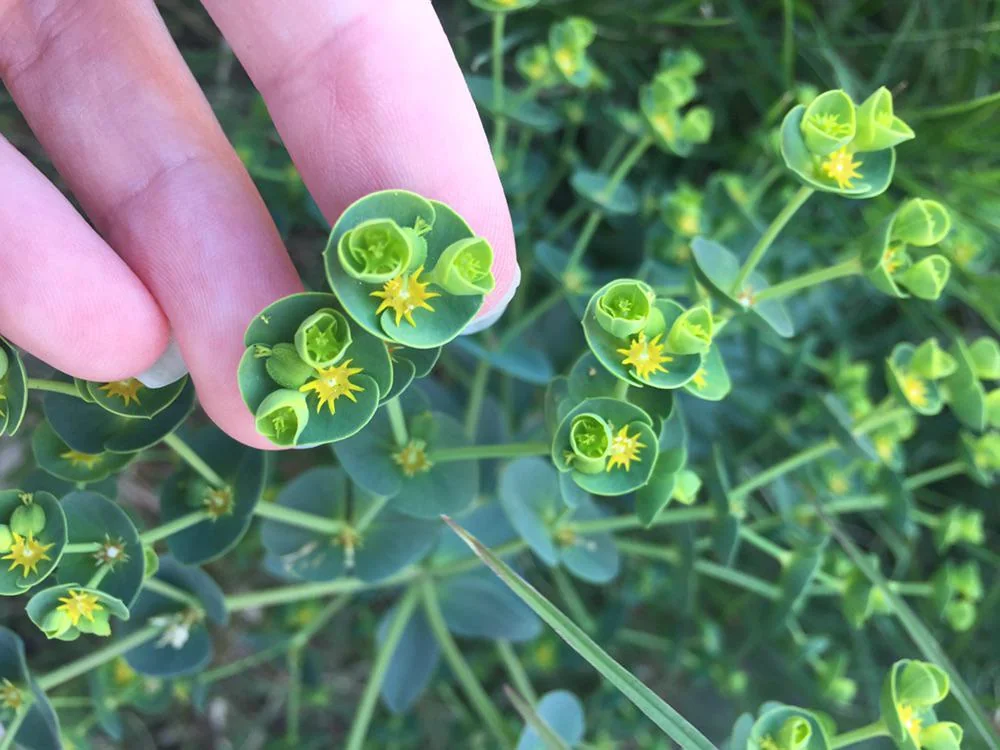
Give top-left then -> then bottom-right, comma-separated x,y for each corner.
679,106 -> 713,145
516,45 -> 552,85
935,506 -> 984,551
430,237 -> 496,296
0,524 -> 13,553
568,413 -> 612,474
10,502 -> 45,537
910,338 -> 956,380
594,280 -> 659,339
337,218 -> 415,283
896,254 -> 950,300
921,722 -> 964,750
659,47 -> 704,78
666,305 -> 713,355
265,343 -> 316,389
800,89 -> 856,155
143,544 -> 160,580
255,390 -> 309,447
776,716 -> 812,750
294,309 -> 352,370
969,336 -> 1000,380
853,87 -> 915,152
891,199 -> 951,247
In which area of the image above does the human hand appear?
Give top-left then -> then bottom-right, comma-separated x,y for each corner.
0,0 -> 517,448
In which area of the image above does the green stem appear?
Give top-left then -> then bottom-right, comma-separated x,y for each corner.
738,527 -> 792,565
604,135 -> 653,197
224,569 -> 416,612
198,640 -> 293,685
0,706 -> 30,750
386,397 -> 409,448
345,586 -> 421,750
890,581 -> 934,597
431,540 -> 528,578
354,495 -> 390,534
903,459 -> 966,490
140,510 -> 212,545
732,185 -> 814,293
143,577 -> 204,612
491,12 -> 509,168
254,501 -> 344,536
829,719 -> 889,748
566,209 -> 604,270
286,648 -> 302,745
908,89 -> 1000,120
496,641 -> 537,705
25,378 -> 80,398
85,565 -> 111,590
162,433 -> 225,489
36,623 -> 164,691
613,379 -> 630,400
781,0 -> 794,88
730,438 -> 838,502
498,288 -> 565,348
569,506 -> 715,535
429,442 -> 550,463
63,542 -> 101,555
753,257 -> 862,302
464,360 -> 492,439
421,578 -> 511,748
551,566 -> 597,632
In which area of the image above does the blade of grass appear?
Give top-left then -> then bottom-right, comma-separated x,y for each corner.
443,517 -> 718,750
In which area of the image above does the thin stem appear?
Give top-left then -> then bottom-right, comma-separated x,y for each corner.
739,527 -> 792,565
85,564 -> 111,590
385,397 -> 409,448
491,12 -> 509,168
613,379 -> 629,400
63,542 -> 101,555
604,135 -> 653,196
254,501 -> 344,536
891,581 -> 934,597
908,89 -> 1000,120
286,648 -> 302,745
781,0 -> 794,88
143,577 -> 204,612
36,623 -> 164,691
25,378 -> 80,398
0,706 -> 30,750
903,459 -> 966,490
730,438 -> 838,502
431,540 -> 528,578
421,578 -> 511,748
345,586 -> 421,750
498,288 -> 564,348
354,495 -> 390,534
464,360 -> 492,439
732,185 -> 814,292
224,569 -> 416,612
753,257 -> 862,302
566,209 -> 604,270
551,566 -> 597,632
429,441 -> 550,463
140,510 -> 212,545
198,640 -> 293,685
830,719 -> 889,748
162,433 -> 225,489
569,506 -> 715,535
496,641 -> 537,705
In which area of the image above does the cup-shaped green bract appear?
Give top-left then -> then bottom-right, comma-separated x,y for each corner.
469,0 -> 539,12
910,338 -> 957,380
886,343 -> 944,416
337,218 -> 419,283
854,87 -> 915,152
549,17 -> 596,88
430,237 -> 496,295
325,190 -> 488,348
880,660 -> 950,750
0,628 -> 62,749
781,104 -> 896,198
748,706 -> 831,750
660,184 -> 704,237
640,71 -> 703,156
800,89 -> 856,155
567,413 -> 612,474
593,279 -> 658,339
969,337 -> 1000,380
666,305 -> 713,355
891,199 -> 951,247
0,490 -> 66,596
26,584 -> 129,641
516,44 -> 553,85
959,431 -> 999,486
896,255 -> 950,300
660,47 -> 705,78
679,106 -> 713,144
255,390 -> 309,447
0,339 -> 28,436
294,308 -> 352,369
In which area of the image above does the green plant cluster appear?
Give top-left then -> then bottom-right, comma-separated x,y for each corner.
0,1 -> 998,748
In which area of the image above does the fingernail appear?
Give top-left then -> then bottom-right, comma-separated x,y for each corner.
136,337 -> 189,388
462,264 -> 521,335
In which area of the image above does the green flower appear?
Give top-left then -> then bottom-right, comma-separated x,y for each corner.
337,218 -> 424,283
853,86 -> 916,152
567,413 -> 612,474
294,308 -> 353,370
255,390 -> 309,447
880,660 -> 951,750
800,89 -> 856,155
430,237 -> 496,295
594,280 -> 661,339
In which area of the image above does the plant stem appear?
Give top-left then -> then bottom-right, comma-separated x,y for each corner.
421,577 -> 511,748
496,641 -> 537,705
429,441 -> 550,463
498,288 -> 565,348
613,379 -> 630,400
566,209 -> 604,270
830,719 -> 889,748
730,438 -> 838,502
385,397 -> 409,448
85,564 -> 111,590
162,433 -> 225,489
143,577 -> 204,612
781,0 -> 794,88
431,540 -> 528,578
551,566 -> 597,632
36,623 -> 164,691
224,568 -> 416,612
345,586 -> 421,750
140,510 -> 212,545
254,501 -> 344,535
903,459 -> 966,490
63,542 -> 101,555
890,581 -> 934,597
286,648 -> 302,745
491,12 -> 509,169
738,527 -> 792,565
354,495 -> 390,534
753,257 -> 862,302
605,135 -> 653,196
570,506 -> 715,535
732,185 -> 814,293
25,378 -> 80,398
464,360 -> 492,439
0,706 -> 30,750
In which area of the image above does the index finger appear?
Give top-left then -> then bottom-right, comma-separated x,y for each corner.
199,0 -> 519,323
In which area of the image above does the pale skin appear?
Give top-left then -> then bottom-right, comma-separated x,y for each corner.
0,0 -> 518,448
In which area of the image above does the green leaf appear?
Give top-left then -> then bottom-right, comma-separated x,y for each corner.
513,689 -> 585,750
443,518 -> 717,750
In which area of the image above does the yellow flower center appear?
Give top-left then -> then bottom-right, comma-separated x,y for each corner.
828,474 -> 849,495
651,112 -> 674,141
113,658 -> 136,686
2,532 -> 55,578
758,736 -> 781,750
616,332 -> 673,381
692,368 -> 708,390
810,112 -> 852,138
371,266 -> 441,327
898,703 -> 923,744
820,147 -> 863,190
875,435 -> 894,463
299,360 -> 365,415
901,373 -> 928,408
98,378 -> 143,406
57,589 -> 104,627
606,425 -> 646,472
553,48 -> 579,77
393,440 -> 433,477
203,486 -> 235,519
678,214 -> 700,236
60,449 -> 103,469
0,679 -> 23,711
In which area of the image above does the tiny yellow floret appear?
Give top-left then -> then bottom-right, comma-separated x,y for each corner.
617,332 -> 672,381
606,425 -> 645,472
820,147 -> 863,190
3,533 -> 54,578
99,379 -> 143,406
60,449 -> 103,469
299,360 -> 365,415
57,589 -> 104,626
0,678 -> 23,710
901,373 -> 928,408
897,703 -> 923,744
393,440 -> 433,477
371,266 -> 441,327
691,368 -> 708,390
